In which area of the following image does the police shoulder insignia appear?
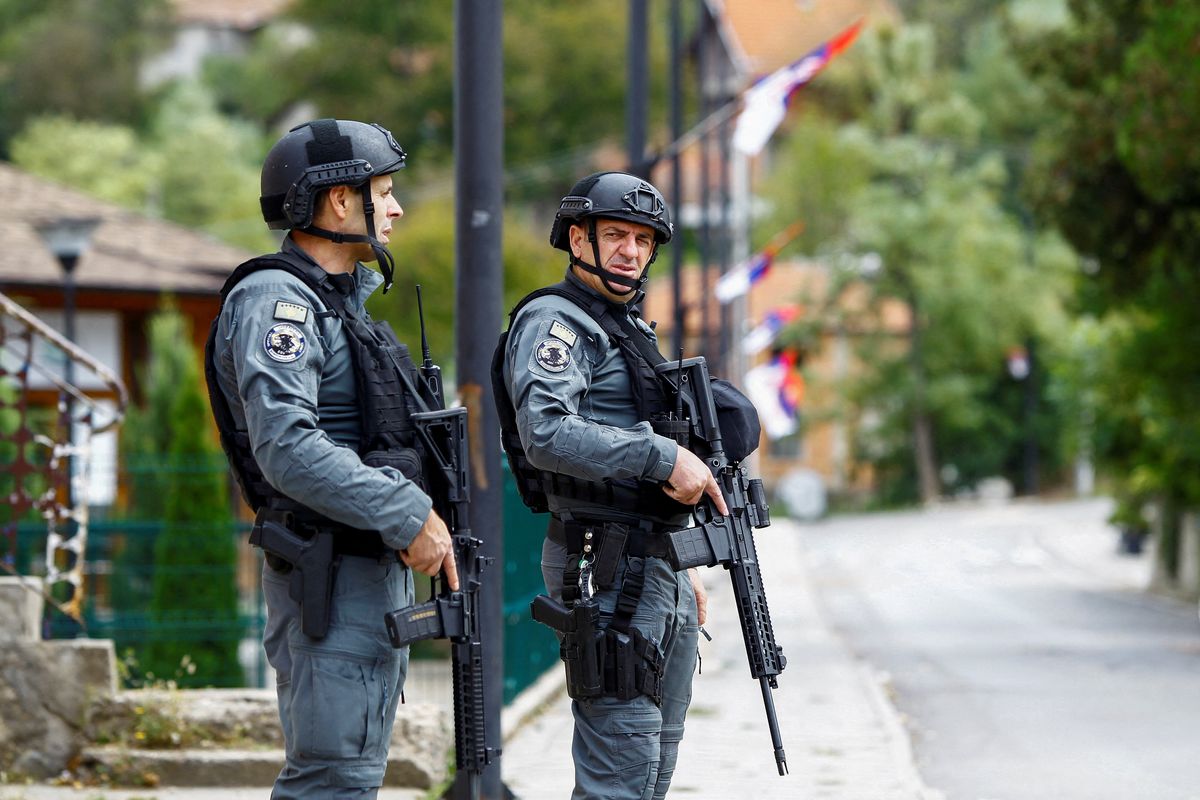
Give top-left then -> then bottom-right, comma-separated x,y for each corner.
548,320 -> 578,348
534,338 -> 572,373
264,323 -> 306,363
273,300 -> 309,324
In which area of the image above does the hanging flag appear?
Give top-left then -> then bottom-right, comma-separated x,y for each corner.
743,350 -> 805,440
742,305 -> 802,356
715,249 -> 775,304
732,19 -> 864,156
713,220 -> 806,304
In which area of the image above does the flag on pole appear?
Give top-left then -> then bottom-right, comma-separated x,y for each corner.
732,19 -> 864,156
742,305 -> 802,356
715,249 -> 775,304
713,219 -> 806,304
743,350 -> 805,440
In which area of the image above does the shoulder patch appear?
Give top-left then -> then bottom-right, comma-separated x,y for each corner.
273,300 -> 309,324
547,320 -> 578,348
534,338 -> 572,373
263,323 -> 306,363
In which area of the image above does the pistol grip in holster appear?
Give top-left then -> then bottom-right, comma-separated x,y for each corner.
252,515 -> 337,640
530,593 -> 604,700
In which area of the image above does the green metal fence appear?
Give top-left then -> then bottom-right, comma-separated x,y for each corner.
12,459 -> 557,702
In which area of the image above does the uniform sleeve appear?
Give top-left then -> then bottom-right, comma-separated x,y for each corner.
221,278 -> 430,550
505,303 -> 677,484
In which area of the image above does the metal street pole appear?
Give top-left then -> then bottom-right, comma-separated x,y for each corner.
453,2 -> 506,797
697,1 -> 713,363
669,0 -> 684,357
627,0 -> 649,177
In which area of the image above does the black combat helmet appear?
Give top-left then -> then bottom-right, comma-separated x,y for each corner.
259,119 -> 406,290
550,171 -> 673,297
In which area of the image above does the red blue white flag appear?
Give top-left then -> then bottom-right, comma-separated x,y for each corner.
742,305 -> 802,356
743,350 -> 805,440
732,19 -> 864,156
713,220 -> 806,304
715,249 -> 776,304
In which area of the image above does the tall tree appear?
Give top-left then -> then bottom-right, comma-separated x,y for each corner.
1019,0 -> 1200,582
762,18 -> 1076,505
146,310 -> 240,687
0,0 -> 169,153
120,308 -> 240,687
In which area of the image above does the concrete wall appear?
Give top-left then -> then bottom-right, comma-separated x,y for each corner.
0,577 -> 117,777
0,577 -> 451,788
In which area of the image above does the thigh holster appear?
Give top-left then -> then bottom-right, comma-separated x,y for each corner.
555,520 -> 666,706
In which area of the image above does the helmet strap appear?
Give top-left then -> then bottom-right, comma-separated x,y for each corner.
302,224 -> 396,294
569,219 -> 647,298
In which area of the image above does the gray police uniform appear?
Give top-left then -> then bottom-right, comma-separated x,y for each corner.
503,271 -> 699,800
210,237 -> 428,798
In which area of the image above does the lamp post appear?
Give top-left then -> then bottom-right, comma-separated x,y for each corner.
33,217 -> 100,519
33,217 -> 100,390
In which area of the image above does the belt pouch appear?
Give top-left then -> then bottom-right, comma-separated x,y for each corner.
591,522 -> 628,589
608,629 -> 637,700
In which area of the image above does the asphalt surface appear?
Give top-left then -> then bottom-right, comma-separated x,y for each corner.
804,498 -> 1200,800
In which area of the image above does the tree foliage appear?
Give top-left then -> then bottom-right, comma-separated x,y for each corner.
0,0 -> 169,152
1020,0 -> 1200,524
134,308 -> 240,688
763,16 -> 1077,504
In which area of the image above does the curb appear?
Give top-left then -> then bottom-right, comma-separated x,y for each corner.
501,665 -> 565,743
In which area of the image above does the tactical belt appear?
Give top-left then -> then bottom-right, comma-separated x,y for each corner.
258,508 -> 396,565
547,517 -> 674,560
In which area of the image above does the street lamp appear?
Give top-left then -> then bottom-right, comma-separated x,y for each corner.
33,217 -> 101,388
33,217 -> 101,521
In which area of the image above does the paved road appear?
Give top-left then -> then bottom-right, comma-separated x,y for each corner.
803,498 -> 1200,800
504,517 -> 935,799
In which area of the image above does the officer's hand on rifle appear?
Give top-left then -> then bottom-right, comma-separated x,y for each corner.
401,509 -> 460,590
664,445 -> 730,516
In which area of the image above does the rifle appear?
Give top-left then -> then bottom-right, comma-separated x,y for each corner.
656,356 -> 789,776
383,286 -> 499,796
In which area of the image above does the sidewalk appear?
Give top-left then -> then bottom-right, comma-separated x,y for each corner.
501,518 -> 941,800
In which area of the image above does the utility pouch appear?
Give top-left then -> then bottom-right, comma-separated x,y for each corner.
363,446 -> 427,492
607,629 -> 637,700
650,411 -> 691,448
590,522 -> 628,590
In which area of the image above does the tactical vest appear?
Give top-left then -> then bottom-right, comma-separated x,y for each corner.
204,251 -> 427,537
490,280 -> 691,522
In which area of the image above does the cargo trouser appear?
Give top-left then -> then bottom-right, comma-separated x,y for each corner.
542,537 -> 699,800
262,554 -> 414,799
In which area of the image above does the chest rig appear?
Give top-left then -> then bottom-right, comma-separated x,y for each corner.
203,250 -> 427,545
491,279 -> 691,523
496,279 -> 695,705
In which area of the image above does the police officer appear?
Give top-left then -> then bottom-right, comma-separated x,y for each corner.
496,171 -> 729,799
206,119 -> 459,799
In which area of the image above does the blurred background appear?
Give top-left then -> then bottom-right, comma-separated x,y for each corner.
0,0 -> 1197,722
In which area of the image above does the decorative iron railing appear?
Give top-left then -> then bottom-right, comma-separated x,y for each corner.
0,290 -> 127,622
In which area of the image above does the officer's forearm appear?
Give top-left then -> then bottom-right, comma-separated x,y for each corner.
520,414 -> 674,483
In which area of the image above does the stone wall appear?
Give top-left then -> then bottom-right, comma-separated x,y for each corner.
0,576 -> 117,777
0,576 -> 451,787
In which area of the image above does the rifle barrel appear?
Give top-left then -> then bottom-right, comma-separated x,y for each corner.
760,677 -> 788,776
